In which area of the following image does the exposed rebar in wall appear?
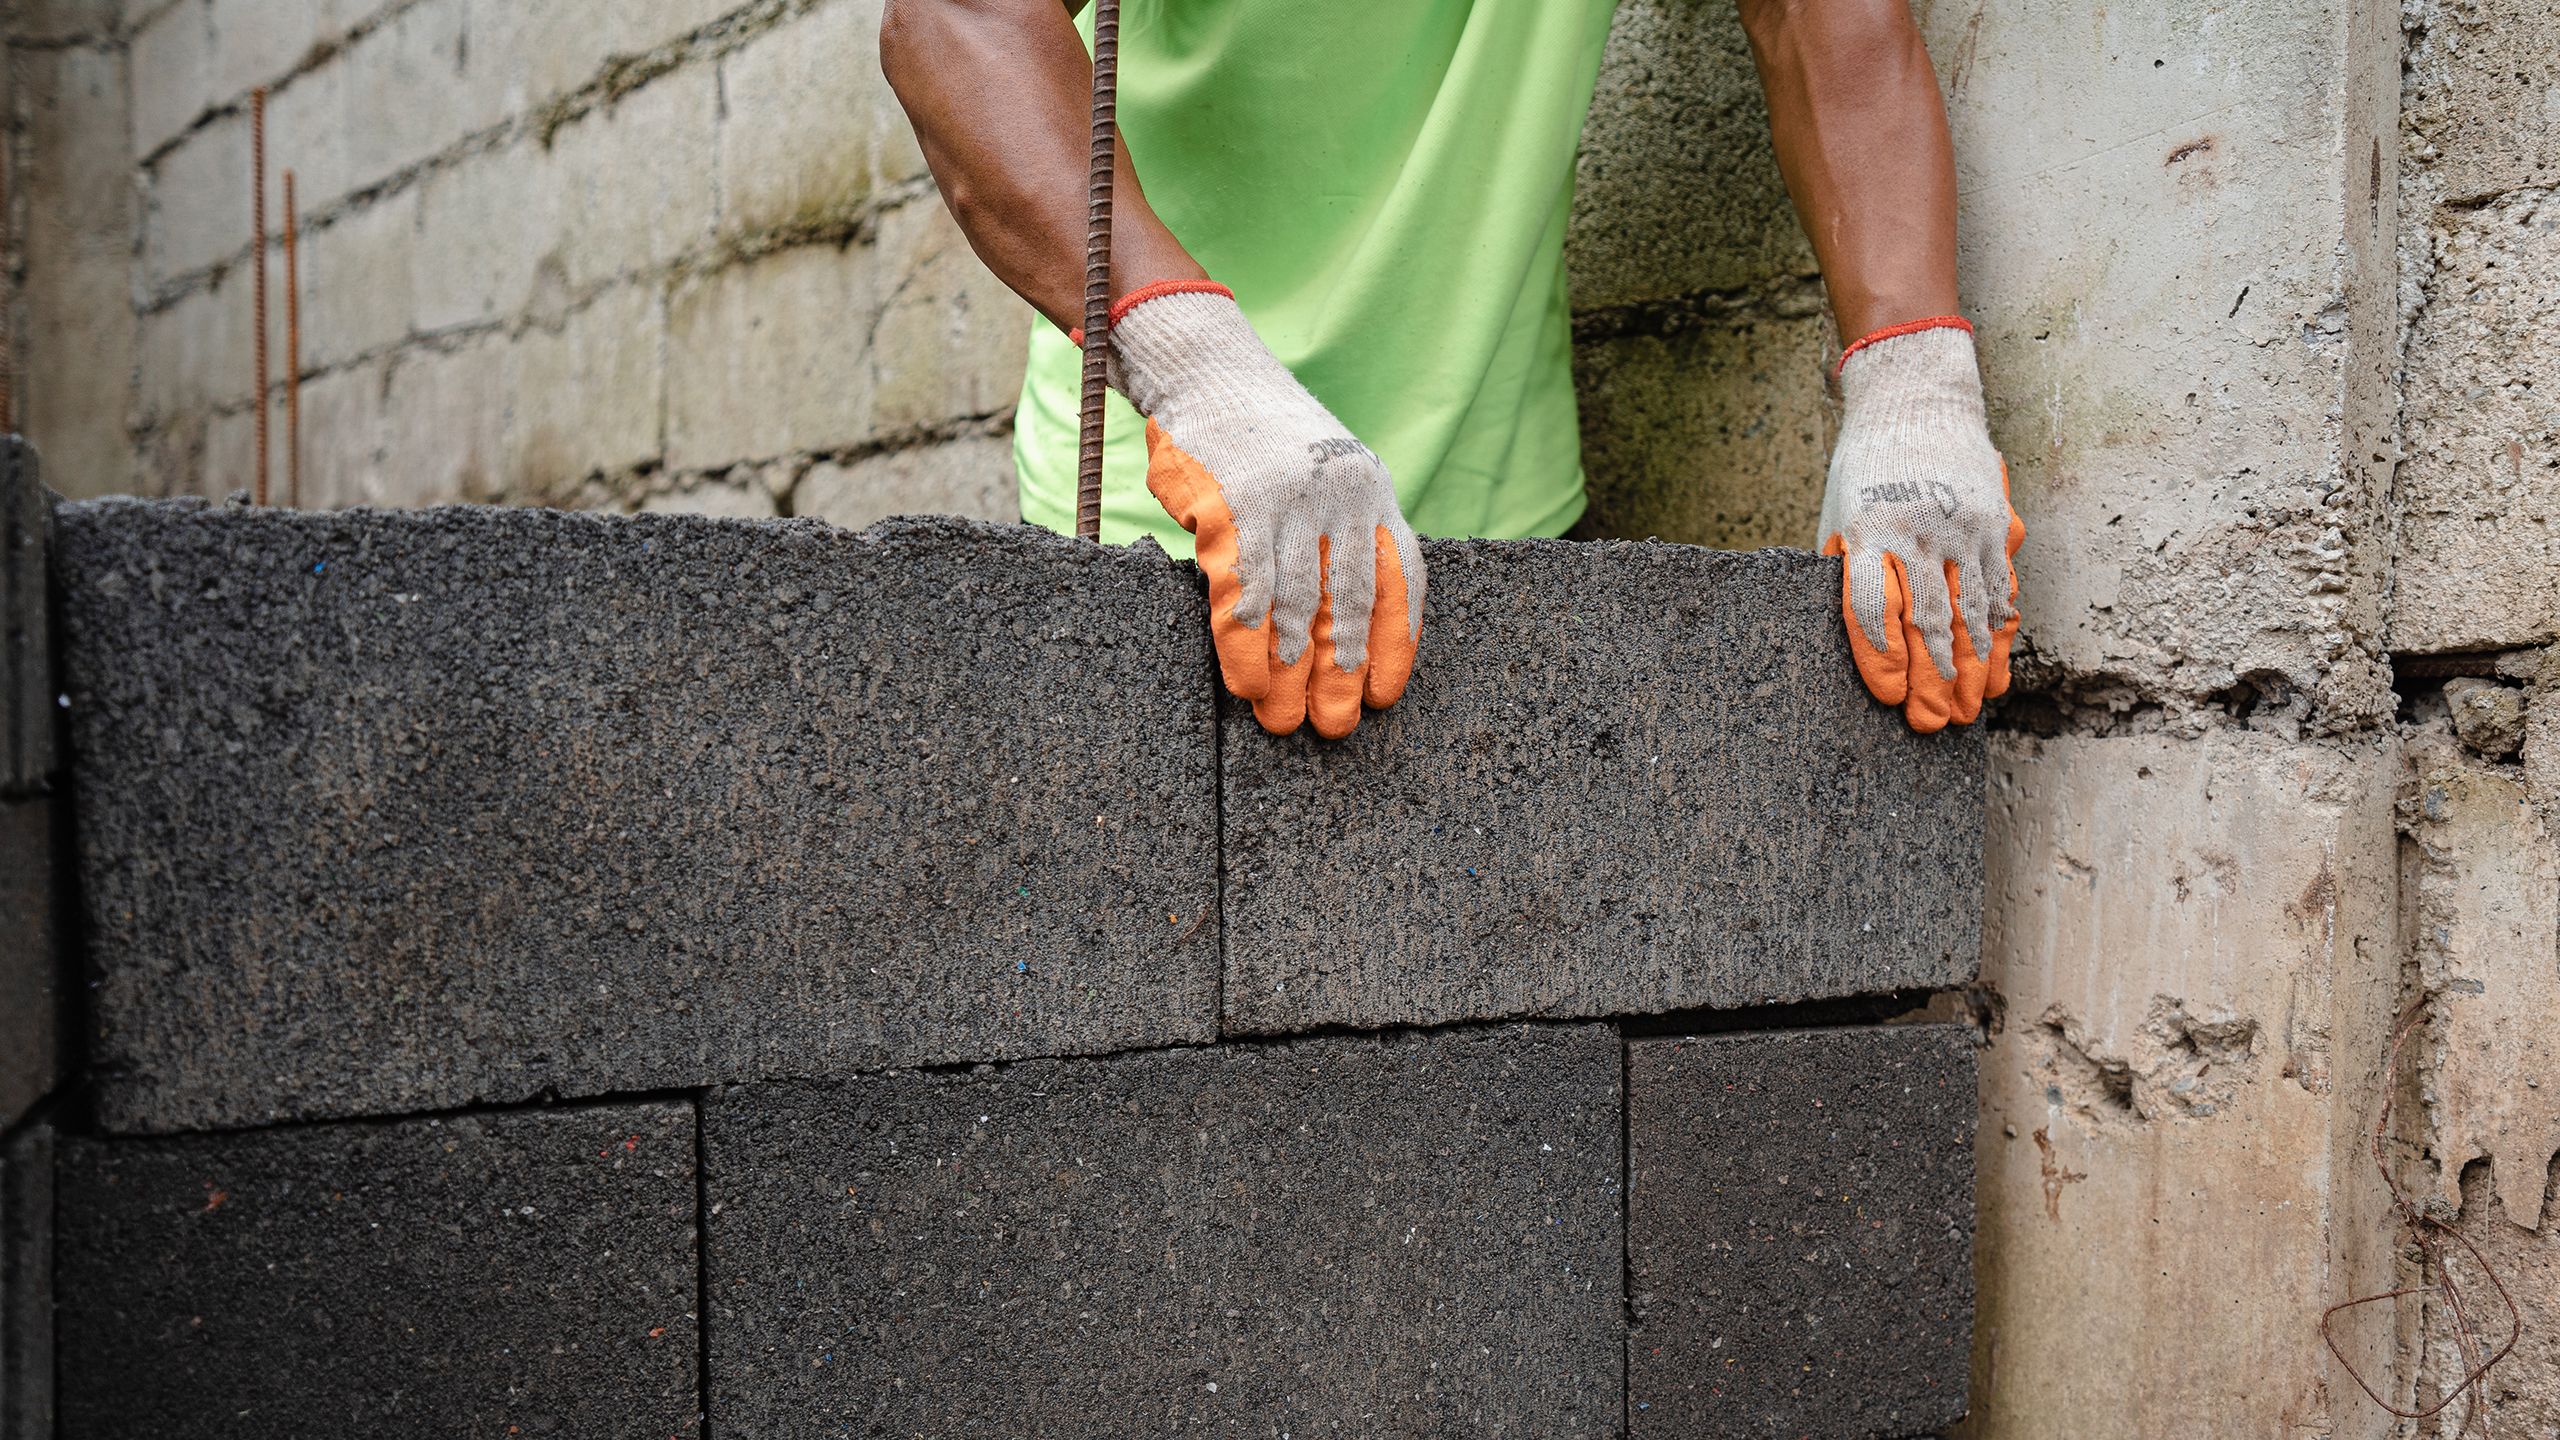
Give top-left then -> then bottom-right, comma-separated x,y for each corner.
1074,0 -> 1121,543
283,171 -> 302,510
251,88 -> 270,507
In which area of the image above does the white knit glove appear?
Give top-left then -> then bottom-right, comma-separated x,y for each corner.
1817,320 -> 2024,732
1107,282 -> 1426,739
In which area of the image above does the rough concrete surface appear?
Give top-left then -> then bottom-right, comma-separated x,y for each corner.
2,441 -> 51,793
1629,1024 -> 1976,1439
57,503 -> 1217,1132
1966,731 -> 2400,1440
0,802 -> 62,1134
54,1101 -> 698,1438
2422,1158 -> 2560,1438
1224,539 -> 1982,1036
705,1026 -> 1624,1438
1,1122 -> 53,1440
2403,731 -> 2560,1227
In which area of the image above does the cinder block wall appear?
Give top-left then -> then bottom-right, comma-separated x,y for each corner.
6,493 -> 1985,1435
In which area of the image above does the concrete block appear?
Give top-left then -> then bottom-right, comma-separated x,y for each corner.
2393,189 -> 2560,653
127,0 -> 385,160
295,185 -> 419,371
1967,731 -> 2401,1438
2403,731 -> 2560,1227
717,0 -> 928,238
1222,540 -> 1982,1037
1572,305 -> 1833,550
290,359 -> 389,509
0,803 -> 63,1133
55,1102 -> 699,1436
7,0 -> 123,45
263,0 -> 478,214
413,147 -> 563,333
372,337 -> 509,506
137,275 -> 252,428
1,1122 -> 55,1440
546,63 -> 718,292
18,44 -> 138,499
1568,0 -> 1815,310
705,1025 -> 1623,1436
1627,1024 -> 1975,1438
1928,0 -> 2399,724
141,109 -> 249,285
2406,2 -> 2560,205
796,435 -> 1020,532
57,504 -> 1218,1132
2,440 -> 53,793
638,475 -> 779,520
667,241 -> 878,466
867,202 -> 1036,438
460,0 -> 738,122
504,284 -> 667,497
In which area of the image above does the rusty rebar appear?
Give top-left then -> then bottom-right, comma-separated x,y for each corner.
1073,0 -> 1121,543
283,169 -> 301,509
251,87 -> 270,506
2320,1002 -> 2520,1436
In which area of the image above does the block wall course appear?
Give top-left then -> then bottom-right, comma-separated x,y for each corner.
704,1025 -> 1625,1437
54,1101 -> 699,1438
0,803 -> 62,1134
19,42 -> 140,501
56,503 -> 1219,1132
1222,539 -> 1982,1037
795,434 -> 1021,533
1628,1023 -> 1975,1438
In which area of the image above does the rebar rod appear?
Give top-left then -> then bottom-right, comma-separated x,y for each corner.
251,88 -> 270,507
1073,0 -> 1121,543
283,170 -> 301,509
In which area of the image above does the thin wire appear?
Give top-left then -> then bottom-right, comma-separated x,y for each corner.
2320,1002 -> 2521,1436
1074,0 -> 1120,543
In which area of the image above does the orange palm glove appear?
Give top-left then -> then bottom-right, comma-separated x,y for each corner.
1101,280 -> 1426,739
1817,318 -> 2025,732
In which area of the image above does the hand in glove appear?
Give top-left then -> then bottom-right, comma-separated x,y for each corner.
1103,281 -> 1426,739
1818,318 -> 2025,732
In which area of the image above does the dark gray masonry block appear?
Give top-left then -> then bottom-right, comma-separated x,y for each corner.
57,502 -> 1218,1132
2,439 -> 50,796
706,1024 -> 1623,1437
1628,1024 -> 1975,1438
0,801 -> 62,1131
54,1100 -> 698,1438
1,1122 -> 53,1440
1223,540 -> 1983,1035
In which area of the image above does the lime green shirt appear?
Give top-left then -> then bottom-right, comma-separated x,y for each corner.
1015,0 -> 1620,553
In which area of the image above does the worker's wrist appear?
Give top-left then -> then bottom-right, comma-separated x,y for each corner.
1834,315 -> 1973,379
1063,279 -> 1233,347
1099,282 -> 1285,421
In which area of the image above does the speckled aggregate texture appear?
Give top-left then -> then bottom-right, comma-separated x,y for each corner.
1223,539 -> 1983,1035
0,801 -> 62,1132
1,1122 -> 53,1440
56,502 -> 1219,1133
1628,1025 -> 1975,1438
53,1102 -> 699,1439
705,1025 -> 1624,1438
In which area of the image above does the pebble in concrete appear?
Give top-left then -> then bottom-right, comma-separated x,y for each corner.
54,1101 -> 699,1439
56,504 -> 1219,1132
1628,1024 -> 1976,1438
705,1025 -> 1624,1437
1224,539 -> 1984,1036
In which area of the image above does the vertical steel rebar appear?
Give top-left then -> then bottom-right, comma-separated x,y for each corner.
283,169 -> 302,509
1073,0 -> 1121,543
251,87 -> 270,507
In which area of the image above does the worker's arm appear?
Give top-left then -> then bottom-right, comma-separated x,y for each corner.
1741,0 -> 2024,732
878,0 -> 1205,329
879,0 -> 1425,739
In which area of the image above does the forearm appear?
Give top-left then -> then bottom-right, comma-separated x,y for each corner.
1740,0 -> 1962,343
880,0 -> 1208,332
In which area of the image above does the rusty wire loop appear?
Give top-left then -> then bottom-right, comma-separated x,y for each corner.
1073,0 -> 1120,543
283,169 -> 302,509
2320,1002 -> 2521,1437
251,87 -> 270,507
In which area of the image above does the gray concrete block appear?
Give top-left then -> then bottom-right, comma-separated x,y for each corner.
1628,1024 -> 1975,1438
57,503 -> 1218,1132
0,801 -> 63,1133
705,1025 -> 1623,1437
1,1122 -> 54,1440
2,440 -> 51,796
1223,540 -> 1983,1036
54,1101 -> 699,1438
